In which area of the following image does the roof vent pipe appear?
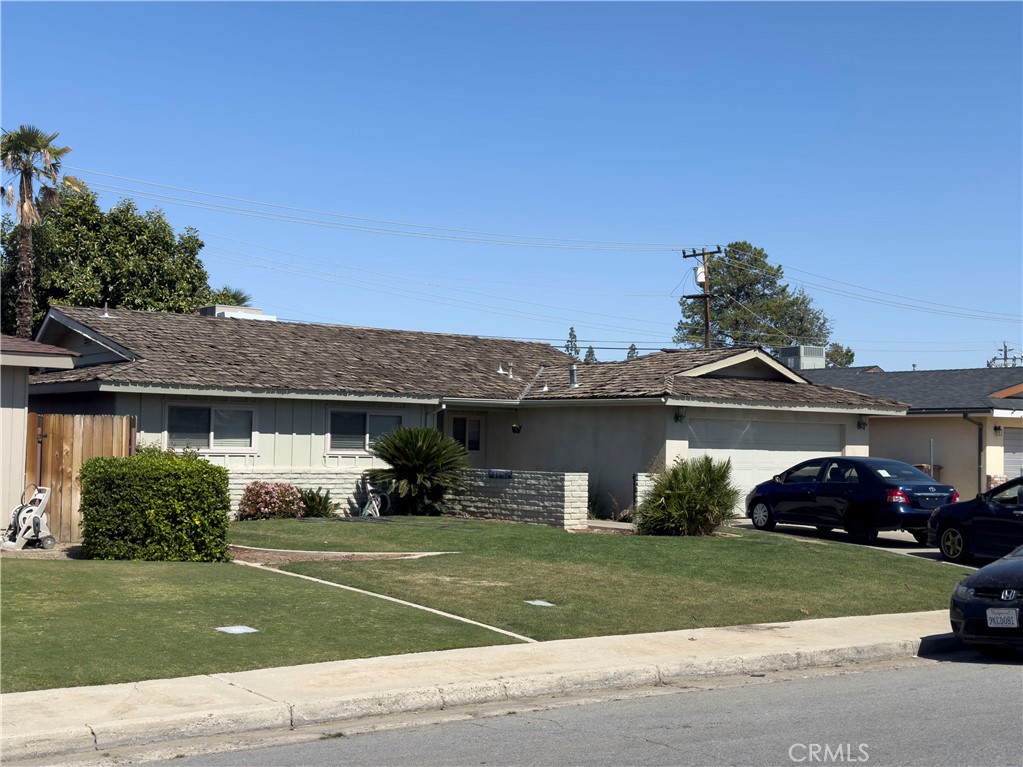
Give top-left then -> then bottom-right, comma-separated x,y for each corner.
569,364 -> 578,388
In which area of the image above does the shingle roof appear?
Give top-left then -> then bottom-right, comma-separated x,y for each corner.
802,367 -> 1023,412
33,306 -> 573,400
1,334 -> 77,359
31,306 -> 904,411
528,350 -> 903,410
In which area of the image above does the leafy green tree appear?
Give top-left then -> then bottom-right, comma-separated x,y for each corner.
2,125 -> 71,337
1,186 -> 242,334
564,326 -> 580,360
626,343 -> 639,360
583,345 -> 597,364
365,426 -> 469,515
825,343 -> 856,368
673,241 -> 854,366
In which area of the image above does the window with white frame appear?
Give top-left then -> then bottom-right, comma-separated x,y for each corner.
167,405 -> 254,451
329,410 -> 402,452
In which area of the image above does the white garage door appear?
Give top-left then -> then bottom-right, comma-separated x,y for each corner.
687,418 -> 843,501
1005,427 -> 1023,479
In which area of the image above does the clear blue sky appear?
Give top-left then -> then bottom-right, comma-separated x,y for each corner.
3,2 -> 1021,371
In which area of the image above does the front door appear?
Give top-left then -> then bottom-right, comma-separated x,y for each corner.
449,414 -> 486,469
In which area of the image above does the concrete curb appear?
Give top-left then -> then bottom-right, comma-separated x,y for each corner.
0,625 -> 961,761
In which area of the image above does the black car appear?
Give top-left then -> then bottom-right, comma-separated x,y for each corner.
745,456 -> 958,543
927,476 -> 1023,563
949,544 -> 1023,657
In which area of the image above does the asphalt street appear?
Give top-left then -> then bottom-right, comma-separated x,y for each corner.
152,653 -> 1022,767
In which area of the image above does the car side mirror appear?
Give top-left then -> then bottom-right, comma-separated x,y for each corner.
774,475 -> 783,483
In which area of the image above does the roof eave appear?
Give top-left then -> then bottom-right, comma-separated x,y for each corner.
664,396 -> 906,415
31,380 -> 442,404
38,308 -> 138,362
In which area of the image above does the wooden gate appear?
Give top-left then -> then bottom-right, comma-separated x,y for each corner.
24,413 -> 137,544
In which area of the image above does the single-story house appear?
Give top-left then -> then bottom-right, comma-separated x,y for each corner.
1,335 -> 77,513
803,365 -> 1023,497
29,305 -> 905,517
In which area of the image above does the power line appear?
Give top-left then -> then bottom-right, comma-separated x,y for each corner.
716,244 -> 1018,323
67,167 -> 699,252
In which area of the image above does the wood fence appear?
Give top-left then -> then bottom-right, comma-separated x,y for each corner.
24,413 -> 137,544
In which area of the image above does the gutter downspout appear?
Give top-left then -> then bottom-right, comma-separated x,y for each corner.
962,413 -> 984,494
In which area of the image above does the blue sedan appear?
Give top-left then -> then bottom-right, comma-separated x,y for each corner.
746,456 -> 958,544
927,476 -> 1023,563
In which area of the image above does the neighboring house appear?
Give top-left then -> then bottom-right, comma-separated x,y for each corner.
29,305 -> 905,515
0,335 -> 77,514
803,366 -> 1023,497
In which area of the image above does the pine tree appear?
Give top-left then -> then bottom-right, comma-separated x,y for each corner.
583,346 -> 597,364
626,344 -> 638,360
564,327 -> 580,360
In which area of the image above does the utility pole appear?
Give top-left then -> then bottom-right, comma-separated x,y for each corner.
998,342 -> 1015,368
682,246 -> 722,349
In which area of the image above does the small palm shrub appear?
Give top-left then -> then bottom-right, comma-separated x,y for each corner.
236,481 -> 305,520
635,456 -> 740,536
297,487 -> 341,518
365,426 -> 469,515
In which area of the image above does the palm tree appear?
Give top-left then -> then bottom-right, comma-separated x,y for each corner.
2,125 -> 71,337
209,285 -> 253,307
365,426 -> 469,515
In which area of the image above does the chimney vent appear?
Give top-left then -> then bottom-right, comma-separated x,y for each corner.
569,364 -> 578,388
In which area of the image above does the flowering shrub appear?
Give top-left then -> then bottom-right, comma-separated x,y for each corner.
237,481 -> 305,520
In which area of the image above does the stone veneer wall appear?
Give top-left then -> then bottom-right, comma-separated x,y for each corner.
227,468 -> 368,517
227,467 -> 589,529
450,469 -> 589,530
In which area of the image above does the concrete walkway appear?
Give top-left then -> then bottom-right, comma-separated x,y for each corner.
1,611 -> 958,762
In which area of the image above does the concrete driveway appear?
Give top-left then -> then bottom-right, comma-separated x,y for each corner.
729,520 -> 975,569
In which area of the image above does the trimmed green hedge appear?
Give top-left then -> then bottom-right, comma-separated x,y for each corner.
79,448 -> 231,561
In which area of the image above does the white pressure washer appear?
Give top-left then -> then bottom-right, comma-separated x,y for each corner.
1,484 -> 56,551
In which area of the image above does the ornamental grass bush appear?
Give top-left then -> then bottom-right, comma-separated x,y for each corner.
79,447 -> 230,561
297,486 -> 341,518
236,481 -> 305,520
635,456 -> 741,537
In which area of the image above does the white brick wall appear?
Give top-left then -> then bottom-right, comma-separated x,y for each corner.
227,467 -> 589,529
634,472 -> 656,511
228,468 -> 367,517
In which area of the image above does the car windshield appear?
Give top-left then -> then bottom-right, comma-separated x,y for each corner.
1007,545 -> 1023,560
863,460 -> 934,482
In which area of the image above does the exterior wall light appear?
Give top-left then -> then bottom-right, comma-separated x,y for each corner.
856,417 -> 868,430
994,425 -> 1003,436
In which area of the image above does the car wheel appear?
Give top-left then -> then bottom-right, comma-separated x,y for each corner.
749,500 -> 776,531
844,514 -> 878,544
910,530 -> 929,545
938,524 -> 971,563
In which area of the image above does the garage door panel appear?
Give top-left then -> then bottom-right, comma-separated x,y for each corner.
1006,427 -> 1023,478
688,419 -> 843,504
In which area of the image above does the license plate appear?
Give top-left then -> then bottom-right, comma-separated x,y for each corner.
986,608 -> 1019,628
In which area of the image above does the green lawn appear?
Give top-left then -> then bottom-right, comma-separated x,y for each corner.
1,518 -> 964,693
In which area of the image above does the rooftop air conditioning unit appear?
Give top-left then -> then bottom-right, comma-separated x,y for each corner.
776,345 -> 826,371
